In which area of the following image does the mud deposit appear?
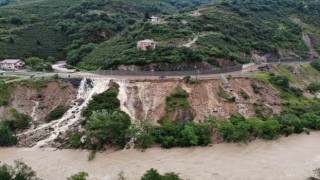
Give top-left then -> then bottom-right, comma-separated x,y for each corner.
1,133 -> 320,180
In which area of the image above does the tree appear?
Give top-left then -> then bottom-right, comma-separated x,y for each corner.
217,120 -> 235,142
25,57 -> 44,68
180,124 -> 199,146
0,160 -> 40,180
0,122 -> 17,146
140,169 -> 182,180
84,110 -> 131,149
67,172 -> 89,180
47,56 -> 57,64
260,119 -> 280,140
144,11 -> 150,19
10,108 -> 31,129
141,169 -> 162,180
307,82 -> 320,93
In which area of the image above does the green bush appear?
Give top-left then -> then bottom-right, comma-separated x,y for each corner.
141,168 -> 182,180
135,132 -> 155,149
0,80 -> 10,106
240,89 -> 250,100
45,106 -> 67,122
67,172 -> 89,180
251,83 -> 262,94
269,75 -> 289,89
0,122 -> 17,146
84,110 -> 131,149
68,132 -> 83,149
0,160 -> 39,180
307,82 -> 320,93
82,84 -> 120,118
9,108 -> 31,129
311,60 -> 320,72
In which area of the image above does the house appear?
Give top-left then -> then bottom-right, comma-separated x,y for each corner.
151,16 -> 160,24
190,10 -> 201,17
0,59 -> 25,70
137,39 -> 158,51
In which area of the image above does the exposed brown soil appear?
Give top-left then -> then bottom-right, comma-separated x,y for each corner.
120,78 -> 283,123
0,81 -> 76,126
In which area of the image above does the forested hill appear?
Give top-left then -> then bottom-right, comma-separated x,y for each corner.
77,0 -> 320,70
0,0 -> 212,60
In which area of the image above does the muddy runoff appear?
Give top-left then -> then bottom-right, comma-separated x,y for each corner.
1,133 -> 320,180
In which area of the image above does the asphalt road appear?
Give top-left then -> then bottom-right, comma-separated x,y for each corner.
1,60 -> 315,81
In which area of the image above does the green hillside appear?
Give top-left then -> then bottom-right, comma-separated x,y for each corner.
78,0 -> 320,70
0,0 -> 212,60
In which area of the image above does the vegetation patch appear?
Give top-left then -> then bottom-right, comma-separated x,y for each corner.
0,80 -> 10,106
240,89 -> 250,100
45,105 -> 68,122
69,83 -> 131,151
165,87 -> 189,113
0,160 -> 40,180
82,83 -> 120,118
129,118 -> 215,149
141,168 -> 182,180
311,60 -> 320,72
217,86 -> 236,102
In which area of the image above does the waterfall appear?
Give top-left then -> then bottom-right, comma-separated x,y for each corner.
18,78 -> 111,148
117,80 -> 136,121
31,100 -> 39,121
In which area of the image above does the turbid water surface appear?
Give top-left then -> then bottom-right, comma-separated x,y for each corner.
1,133 -> 320,180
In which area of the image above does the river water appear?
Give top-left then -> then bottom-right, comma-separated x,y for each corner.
0,133 -> 320,180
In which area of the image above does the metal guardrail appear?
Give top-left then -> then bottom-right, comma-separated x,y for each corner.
95,57 -> 317,77
266,58 -> 315,63
95,65 -> 244,77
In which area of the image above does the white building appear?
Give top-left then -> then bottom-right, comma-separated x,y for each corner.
137,39 -> 158,51
151,16 -> 160,24
0,59 -> 25,70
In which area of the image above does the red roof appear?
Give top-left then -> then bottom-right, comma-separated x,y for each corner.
0,59 -> 22,64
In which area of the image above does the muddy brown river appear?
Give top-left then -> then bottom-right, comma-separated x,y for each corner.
1,133 -> 320,180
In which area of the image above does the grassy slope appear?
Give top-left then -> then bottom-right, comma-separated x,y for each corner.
0,0 -> 79,59
0,0 -> 212,60
79,0 -> 320,70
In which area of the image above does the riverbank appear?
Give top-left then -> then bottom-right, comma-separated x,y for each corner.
1,132 -> 320,180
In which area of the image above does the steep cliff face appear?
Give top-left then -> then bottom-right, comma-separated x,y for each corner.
117,78 -> 283,123
0,77 -> 283,147
0,81 -> 76,125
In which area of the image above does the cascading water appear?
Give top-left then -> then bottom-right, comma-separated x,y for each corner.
31,100 -> 39,121
117,80 -> 136,121
18,77 -> 111,148
30,100 -> 40,129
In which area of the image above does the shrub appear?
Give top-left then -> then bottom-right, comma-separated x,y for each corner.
0,160 -> 39,180
0,122 -> 17,146
82,84 -> 120,118
311,60 -> 320,72
260,119 -> 281,140
183,76 -> 191,83
68,132 -> 83,148
67,172 -> 89,180
307,82 -> 320,93
9,108 -> 31,129
269,75 -> 289,89
0,80 -> 10,106
251,83 -> 262,94
45,106 -> 67,122
84,110 -> 131,149
240,89 -> 250,100
141,168 -> 182,180
135,132 -> 155,149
